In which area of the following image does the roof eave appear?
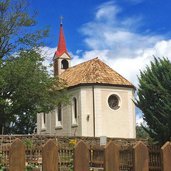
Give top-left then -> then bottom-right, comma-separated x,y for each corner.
66,83 -> 136,90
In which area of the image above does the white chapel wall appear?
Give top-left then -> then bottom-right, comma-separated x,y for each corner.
95,85 -> 136,138
37,85 -> 136,138
80,85 -> 136,138
80,87 -> 94,136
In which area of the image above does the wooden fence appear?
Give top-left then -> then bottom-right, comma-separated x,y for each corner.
1,138 -> 171,171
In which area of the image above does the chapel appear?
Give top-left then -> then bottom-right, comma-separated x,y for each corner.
37,20 -> 136,138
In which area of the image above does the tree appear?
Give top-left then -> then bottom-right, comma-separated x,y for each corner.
0,0 -> 69,134
135,57 -> 171,144
0,0 -> 48,60
0,50 -> 69,134
136,125 -> 150,139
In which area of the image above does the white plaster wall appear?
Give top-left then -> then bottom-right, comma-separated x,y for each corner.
96,86 -> 135,138
80,85 -> 136,138
80,87 -> 94,136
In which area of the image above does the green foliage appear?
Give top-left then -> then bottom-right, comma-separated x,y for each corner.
0,166 -> 6,171
0,0 -> 49,59
135,57 -> 171,144
0,152 -> 6,171
23,138 -> 34,149
68,167 -> 74,171
25,163 -> 39,171
136,125 -> 150,139
0,0 -> 69,134
0,50 -> 70,134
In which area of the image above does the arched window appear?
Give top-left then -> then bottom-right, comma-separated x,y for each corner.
58,103 -> 62,122
72,97 -> 78,125
43,113 -> 46,124
41,113 -> 46,130
61,59 -> 69,69
55,104 -> 62,128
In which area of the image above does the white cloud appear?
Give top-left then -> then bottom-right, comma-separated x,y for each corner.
95,1 -> 121,21
38,46 -> 56,75
81,3 -> 161,51
136,115 -> 144,126
73,1 -> 171,87
70,40 -> 171,88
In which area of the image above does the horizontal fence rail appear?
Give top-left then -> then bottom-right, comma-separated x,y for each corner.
0,137 -> 171,171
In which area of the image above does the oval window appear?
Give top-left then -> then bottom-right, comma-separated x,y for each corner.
108,94 -> 120,110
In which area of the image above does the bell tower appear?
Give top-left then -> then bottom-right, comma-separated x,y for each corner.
54,17 -> 71,76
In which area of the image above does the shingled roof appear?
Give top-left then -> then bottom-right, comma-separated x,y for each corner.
60,58 -> 135,89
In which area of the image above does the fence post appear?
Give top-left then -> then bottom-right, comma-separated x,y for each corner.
9,138 -> 25,171
42,139 -> 58,171
74,140 -> 89,171
161,141 -> 171,171
104,141 -> 120,171
133,141 -> 149,171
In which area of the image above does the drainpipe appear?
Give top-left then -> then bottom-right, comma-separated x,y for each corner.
92,85 -> 96,137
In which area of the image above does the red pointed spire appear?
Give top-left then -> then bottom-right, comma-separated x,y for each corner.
55,17 -> 68,57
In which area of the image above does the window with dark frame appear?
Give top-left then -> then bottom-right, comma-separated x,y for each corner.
61,59 -> 69,69
43,113 -> 46,124
73,97 -> 77,119
108,94 -> 120,110
72,97 -> 78,125
58,104 -> 62,122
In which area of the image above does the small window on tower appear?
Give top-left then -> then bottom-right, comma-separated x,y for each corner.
61,59 -> 69,69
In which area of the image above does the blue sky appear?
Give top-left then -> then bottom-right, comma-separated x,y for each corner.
29,0 -> 171,124
30,0 -> 171,51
